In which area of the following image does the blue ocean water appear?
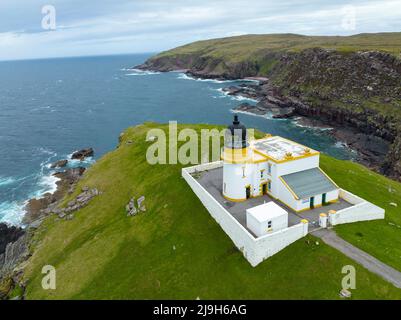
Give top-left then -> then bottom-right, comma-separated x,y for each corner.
0,54 -> 353,225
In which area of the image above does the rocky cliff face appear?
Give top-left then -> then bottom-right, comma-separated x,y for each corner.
137,48 -> 401,180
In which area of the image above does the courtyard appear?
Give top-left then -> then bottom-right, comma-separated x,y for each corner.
194,167 -> 353,234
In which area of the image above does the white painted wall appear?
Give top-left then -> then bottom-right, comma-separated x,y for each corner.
330,189 -> 385,225
339,188 -> 365,205
223,163 -> 250,200
275,155 -> 319,176
276,177 -> 299,210
254,223 -> 308,262
246,209 -> 288,237
183,162 -> 309,266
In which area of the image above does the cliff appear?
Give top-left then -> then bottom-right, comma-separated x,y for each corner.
137,33 -> 401,180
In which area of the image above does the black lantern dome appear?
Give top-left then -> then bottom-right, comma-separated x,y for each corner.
225,114 -> 248,149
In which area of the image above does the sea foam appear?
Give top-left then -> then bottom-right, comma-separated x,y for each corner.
0,201 -> 26,226
0,176 -> 16,187
124,68 -> 161,76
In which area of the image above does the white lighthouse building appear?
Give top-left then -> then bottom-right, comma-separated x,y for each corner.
221,115 -> 339,212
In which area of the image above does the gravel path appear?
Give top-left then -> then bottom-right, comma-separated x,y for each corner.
312,228 -> 401,289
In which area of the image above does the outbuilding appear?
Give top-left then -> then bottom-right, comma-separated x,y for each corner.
246,202 -> 288,237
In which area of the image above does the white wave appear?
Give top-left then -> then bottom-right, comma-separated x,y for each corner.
177,73 -> 237,83
230,95 -> 259,103
229,108 -> 273,120
35,174 -> 60,197
65,152 -> 96,167
0,201 -> 26,226
30,105 -> 55,112
124,68 -> 161,76
292,118 -> 333,131
212,88 -> 259,103
0,176 -> 15,187
176,73 -> 261,84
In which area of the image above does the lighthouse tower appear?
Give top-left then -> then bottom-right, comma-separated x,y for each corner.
221,114 -> 251,201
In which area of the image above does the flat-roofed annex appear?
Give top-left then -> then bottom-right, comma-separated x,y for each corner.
251,136 -> 319,162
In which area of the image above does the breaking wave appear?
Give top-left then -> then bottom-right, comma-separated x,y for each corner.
124,68 -> 161,76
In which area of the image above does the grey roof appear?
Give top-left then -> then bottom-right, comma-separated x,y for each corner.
281,168 -> 338,199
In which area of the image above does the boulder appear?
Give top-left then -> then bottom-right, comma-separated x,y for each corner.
128,208 -> 138,216
67,200 -> 76,207
339,288 -> 352,298
0,224 -> 24,256
71,148 -> 94,161
50,159 -> 68,169
137,196 -> 146,212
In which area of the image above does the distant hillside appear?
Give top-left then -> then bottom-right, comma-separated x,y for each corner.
137,33 -> 401,181
139,33 -> 401,74
15,123 -> 401,299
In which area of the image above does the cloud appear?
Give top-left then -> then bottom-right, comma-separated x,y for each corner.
0,0 -> 400,61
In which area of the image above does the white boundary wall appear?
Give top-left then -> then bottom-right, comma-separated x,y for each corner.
329,189 -> 385,225
183,161 -> 308,266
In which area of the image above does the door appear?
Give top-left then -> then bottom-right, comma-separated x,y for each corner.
322,193 -> 327,205
262,183 -> 267,195
310,196 -> 315,209
246,186 -> 251,199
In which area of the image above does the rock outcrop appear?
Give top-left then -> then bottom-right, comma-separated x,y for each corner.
125,195 -> 146,216
50,159 -> 68,168
0,224 -> 24,256
0,233 -> 29,278
71,148 -> 94,161
23,167 -> 86,224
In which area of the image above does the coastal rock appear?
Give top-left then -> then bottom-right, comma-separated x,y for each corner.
23,167 -> 86,224
0,224 -> 24,256
0,233 -> 29,279
50,159 -> 68,169
57,187 -> 101,219
71,148 -> 94,161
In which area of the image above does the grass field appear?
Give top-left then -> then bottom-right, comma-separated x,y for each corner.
321,156 -> 401,272
154,33 -> 401,62
22,123 -> 401,299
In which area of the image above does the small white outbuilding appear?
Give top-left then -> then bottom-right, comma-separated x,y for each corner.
246,202 -> 288,237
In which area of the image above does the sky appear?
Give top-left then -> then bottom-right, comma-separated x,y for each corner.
0,0 -> 400,61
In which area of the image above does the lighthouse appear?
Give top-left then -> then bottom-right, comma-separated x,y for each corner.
221,114 -> 252,201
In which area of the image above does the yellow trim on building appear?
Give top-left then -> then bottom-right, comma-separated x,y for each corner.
259,182 -> 268,196
223,194 -> 247,202
278,176 -> 300,200
252,147 -> 320,164
221,147 -> 251,164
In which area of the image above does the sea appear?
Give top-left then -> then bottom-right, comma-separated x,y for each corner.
0,54 -> 354,225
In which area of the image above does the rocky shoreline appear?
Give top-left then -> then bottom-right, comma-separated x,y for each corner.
0,148 -> 94,299
136,46 -> 401,181
225,81 -> 391,170
139,62 -> 393,173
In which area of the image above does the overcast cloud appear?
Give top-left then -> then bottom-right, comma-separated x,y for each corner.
0,0 -> 400,61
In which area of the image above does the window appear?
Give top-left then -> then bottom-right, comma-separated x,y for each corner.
224,183 -> 226,193
242,167 -> 246,178
268,180 -> 271,191
268,163 -> 272,175
260,169 -> 264,179
268,221 -> 272,228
